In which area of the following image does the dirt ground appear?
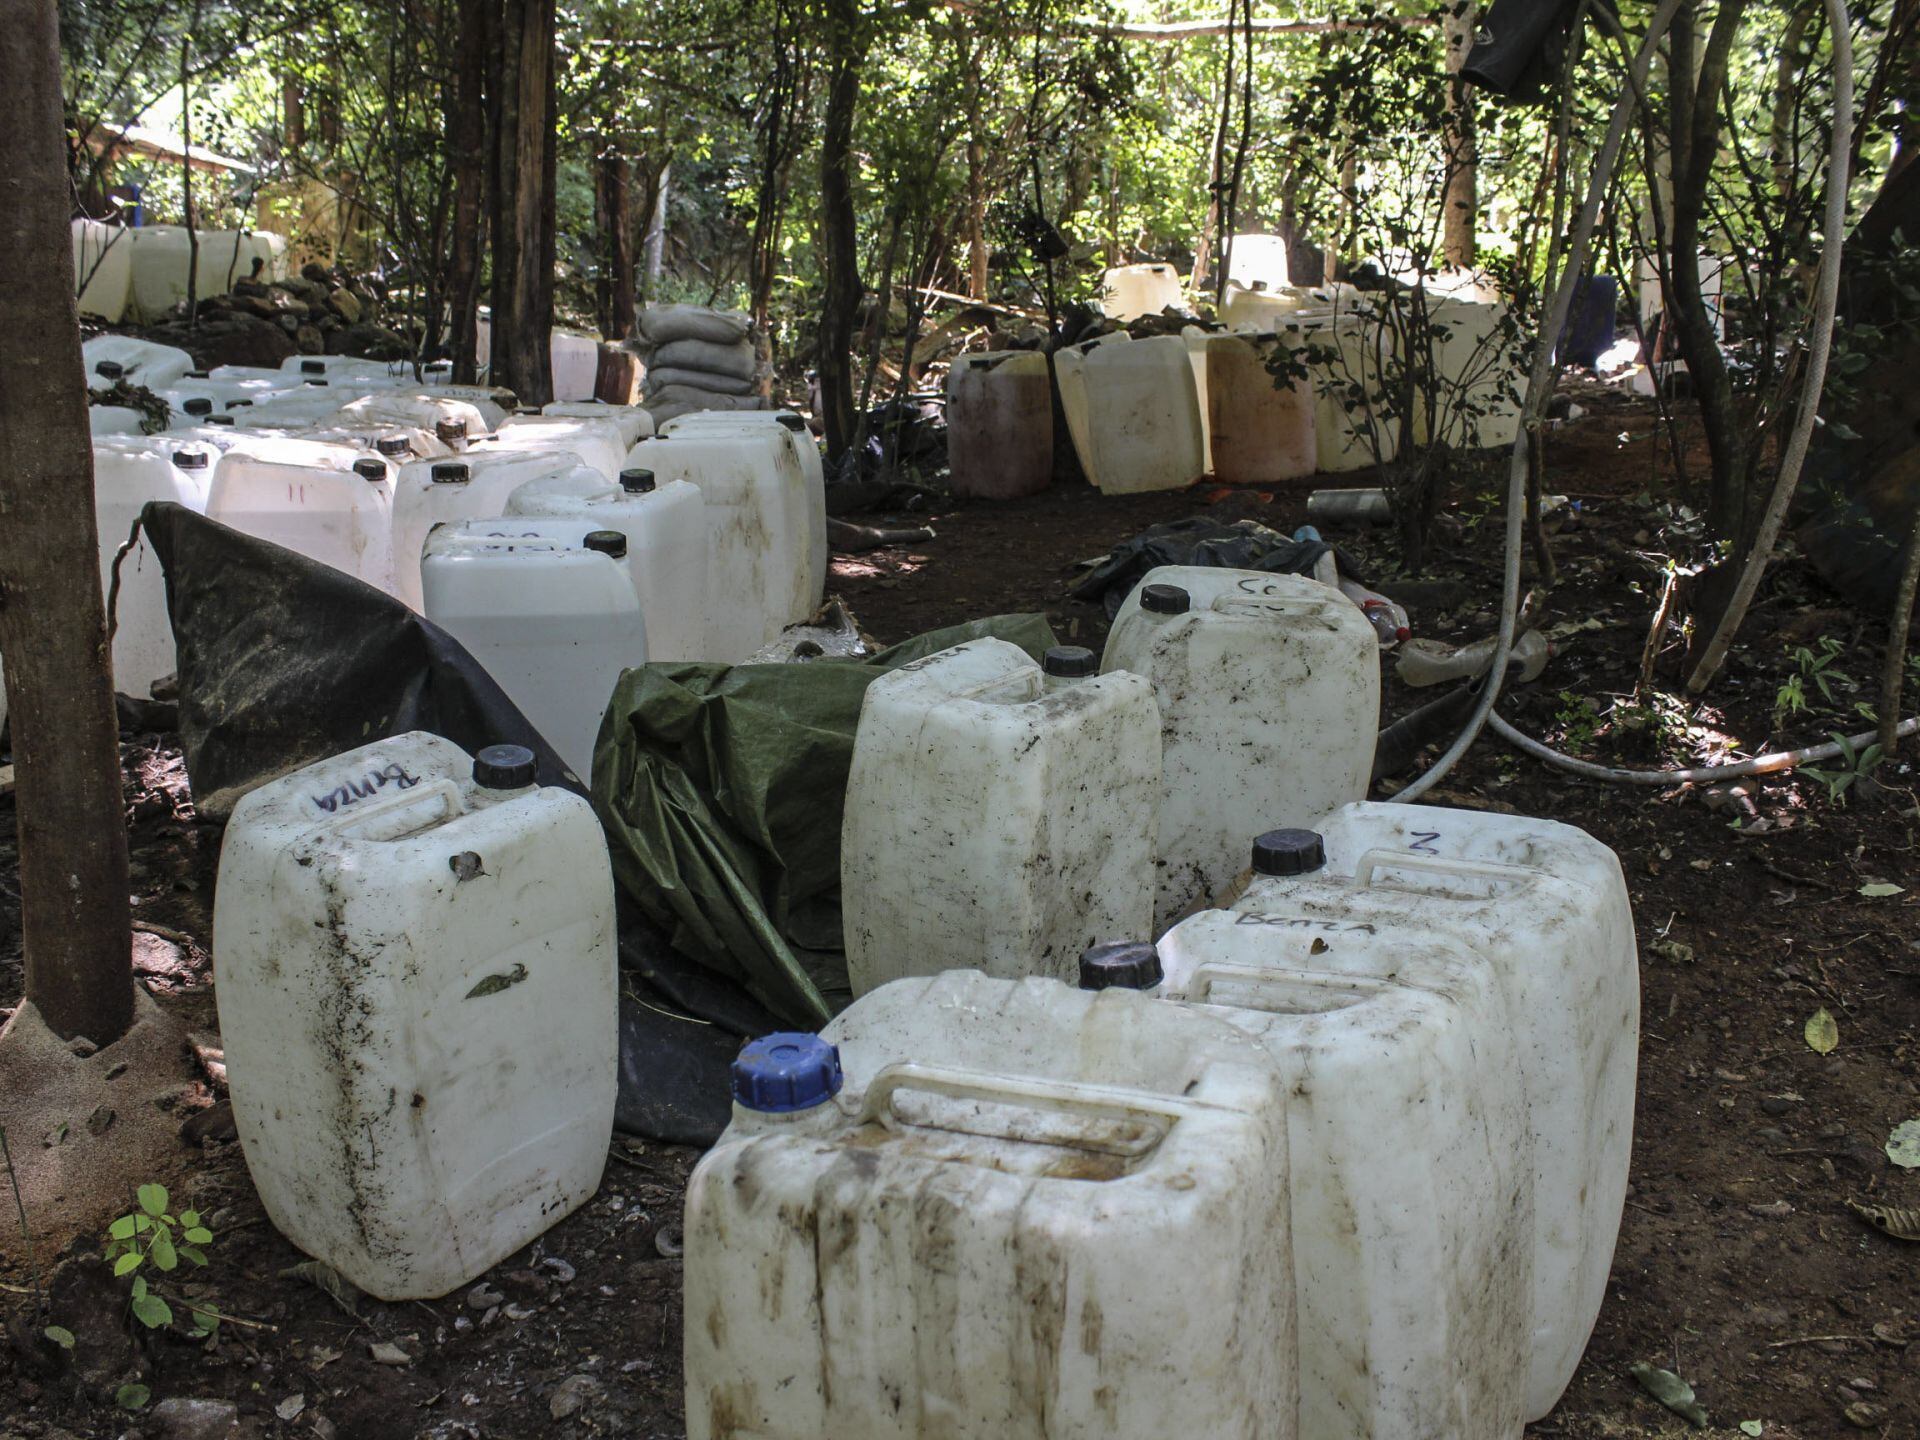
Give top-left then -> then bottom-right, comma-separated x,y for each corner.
5,382 -> 1920,1439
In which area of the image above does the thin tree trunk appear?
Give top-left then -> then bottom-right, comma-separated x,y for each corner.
0,0 -> 134,1045
966,137 -> 989,299
180,12 -> 199,325
488,0 -> 556,404
446,0 -> 487,383
597,152 -> 636,339
1442,0 -> 1479,268
644,161 -> 670,286
817,0 -> 865,464
1879,511 -> 1920,757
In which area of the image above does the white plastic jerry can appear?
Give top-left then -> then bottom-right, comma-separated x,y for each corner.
480,414 -> 630,483
389,450 -> 590,612
1233,804 -> 1639,1421
1099,261 -> 1184,320
683,971 -> 1297,1440
629,429 -> 798,661
505,465 -> 708,662
332,391 -> 491,448
205,436 -> 396,592
83,337 -> 197,391
91,437 -> 219,698
212,733 -> 617,1301
1204,331 -> 1316,485
1145,834 -> 1533,1440
1054,333 -> 1206,493
541,400 -> 655,448
1293,306 -> 1403,475
841,640 -> 1161,995
420,520 -> 648,783
73,218 -> 134,324
660,410 -> 828,625
1101,567 -> 1379,928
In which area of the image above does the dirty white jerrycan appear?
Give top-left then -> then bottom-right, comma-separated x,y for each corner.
1055,333 -> 1206,493
660,410 -> 828,624
92,438 -> 219,698
683,971 -> 1297,1440
1230,805 -> 1639,1421
1100,260 -> 1184,320
505,465 -> 708,662
332,390 -> 492,448
479,413 -> 629,482
83,337 -> 197,391
1101,567 -> 1378,928
205,436 -> 397,591
541,400 -> 655,448
421,520 -> 648,783
1141,838 -> 1534,1440
390,450 -> 593,611
841,640 -> 1160,994
1204,330 -> 1316,485
628,427 -> 803,660
946,351 -> 1054,500
212,733 -> 617,1301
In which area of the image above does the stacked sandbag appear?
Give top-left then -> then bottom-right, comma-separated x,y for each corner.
635,305 -> 767,423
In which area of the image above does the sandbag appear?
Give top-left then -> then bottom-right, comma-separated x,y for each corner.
644,365 -> 757,397
637,304 -> 752,347
651,337 -> 759,382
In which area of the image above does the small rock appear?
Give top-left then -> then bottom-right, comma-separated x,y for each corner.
67,1035 -> 99,1058
503,1303 -> 537,1321
465,1282 -> 504,1311
368,1341 -> 412,1366
148,1396 -> 241,1439
1845,1401 -> 1885,1428
327,289 -> 362,324
1761,1095 -> 1796,1116
541,1257 -> 576,1284
274,1393 -> 304,1421
548,1373 -> 602,1421
181,1102 -> 237,1144
1748,1200 -> 1795,1218
311,1416 -> 337,1440
295,325 -> 323,354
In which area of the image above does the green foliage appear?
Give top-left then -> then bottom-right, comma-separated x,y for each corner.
104,1182 -> 220,1337
1802,732 -> 1884,807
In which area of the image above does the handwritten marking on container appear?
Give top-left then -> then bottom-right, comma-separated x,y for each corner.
466,963 -> 528,999
309,762 -> 421,814
1410,831 -> 1442,855
1234,913 -> 1376,936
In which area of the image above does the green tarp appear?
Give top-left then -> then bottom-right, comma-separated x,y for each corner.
592,615 -> 1060,1026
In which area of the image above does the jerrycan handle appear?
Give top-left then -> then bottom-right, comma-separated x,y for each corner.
1187,961 -> 1390,1010
1353,847 -> 1532,893
328,779 -> 466,842
858,1063 -> 1176,1159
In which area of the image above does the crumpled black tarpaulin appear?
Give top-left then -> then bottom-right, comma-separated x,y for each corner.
1068,516 -> 1350,618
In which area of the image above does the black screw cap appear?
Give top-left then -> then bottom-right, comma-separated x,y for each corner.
431,461 -> 470,484
1078,941 -> 1163,992
184,397 -> 213,416
436,418 -> 469,442
94,361 -> 125,380
585,529 -> 628,558
171,448 -> 211,471
1251,829 -> 1326,877
353,458 -> 386,481
619,468 -> 656,493
473,744 -> 536,790
376,435 -> 411,457
1043,645 -> 1098,679
1141,583 -> 1191,615
301,360 -> 326,375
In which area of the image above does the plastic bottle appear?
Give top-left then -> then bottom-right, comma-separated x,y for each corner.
1396,628 -> 1553,687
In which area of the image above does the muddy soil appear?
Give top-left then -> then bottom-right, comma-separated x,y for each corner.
5,382 -> 1920,1439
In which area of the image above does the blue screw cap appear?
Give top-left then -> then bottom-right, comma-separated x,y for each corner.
732,1033 -> 844,1113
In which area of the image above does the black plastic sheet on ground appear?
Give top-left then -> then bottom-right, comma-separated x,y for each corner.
1069,516 -> 1349,618
591,614 -> 1060,1028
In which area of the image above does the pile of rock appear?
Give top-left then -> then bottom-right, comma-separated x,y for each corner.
635,305 -> 767,423
134,261 -> 415,371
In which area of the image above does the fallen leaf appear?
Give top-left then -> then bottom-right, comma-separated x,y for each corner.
310,1345 -> 343,1368
1805,1008 -> 1840,1055
1629,1361 -> 1709,1427
1650,938 -> 1696,963
276,1394 -> 305,1422
280,1259 -> 361,1316
1849,1200 -> 1920,1241
1887,1119 -> 1920,1169
1858,882 -> 1905,898
368,1341 -> 412,1366
1740,1424 -> 1763,1437
1845,1400 -> 1884,1428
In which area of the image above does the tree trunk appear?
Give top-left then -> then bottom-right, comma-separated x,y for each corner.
180,13 -> 199,326
644,161 -> 670,287
488,0 -> 556,404
1441,1 -> 1478,268
1667,0 -> 1749,547
0,0 -> 134,1046
966,137 -> 989,299
596,152 -> 636,339
817,0 -> 865,464
446,0 -> 488,383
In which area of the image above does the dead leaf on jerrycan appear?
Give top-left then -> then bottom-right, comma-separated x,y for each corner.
1628,1361 -> 1710,1427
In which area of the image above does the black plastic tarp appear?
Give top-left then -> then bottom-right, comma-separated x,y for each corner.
1068,516 -> 1347,618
